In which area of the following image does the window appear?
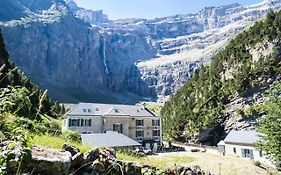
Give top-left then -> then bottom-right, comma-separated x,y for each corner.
136,119 -> 144,126
82,131 -> 92,134
113,123 -> 123,133
69,119 -> 91,127
233,147 -> 236,154
259,151 -> 263,157
69,119 -> 80,127
85,119 -> 91,126
136,130 -> 144,138
83,109 -> 91,113
152,119 -> 160,126
242,149 -> 254,159
153,130 -> 160,137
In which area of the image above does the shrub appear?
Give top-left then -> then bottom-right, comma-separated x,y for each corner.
117,148 -> 146,158
254,160 -> 261,167
62,130 -> 81,143
41,118 -> 62,136
0,128 -> 32,175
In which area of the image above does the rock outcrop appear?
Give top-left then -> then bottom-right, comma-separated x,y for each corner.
1,0 -> 281,103
25,146 -> 72,175
7,144 -> 213,175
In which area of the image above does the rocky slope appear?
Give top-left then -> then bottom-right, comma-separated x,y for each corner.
0,0 -> 281,103
160,8 -> 281,145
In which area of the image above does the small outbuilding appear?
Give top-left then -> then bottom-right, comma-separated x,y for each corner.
81,131 -> 141,148
217,130 -> 279,167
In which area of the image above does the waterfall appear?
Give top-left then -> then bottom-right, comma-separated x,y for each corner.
103,37 -> 109,75
102,37 -> 112,89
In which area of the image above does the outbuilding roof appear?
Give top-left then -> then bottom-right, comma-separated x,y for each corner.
224,130 -> 261,145
66,103 -> 158,117
81,132 -> 141,147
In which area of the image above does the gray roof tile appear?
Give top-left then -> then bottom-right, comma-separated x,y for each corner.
224,130 -> 261,145
81,132 -> 141,147
66,103 -> 158,117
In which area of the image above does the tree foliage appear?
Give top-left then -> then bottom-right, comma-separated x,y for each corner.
161,10 -> 281,142
256,84 -> 281,170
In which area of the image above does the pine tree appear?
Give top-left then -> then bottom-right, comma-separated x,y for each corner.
256,85 -> 281,170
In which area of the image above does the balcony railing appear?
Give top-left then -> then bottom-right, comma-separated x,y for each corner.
135,137 -> 161,141
129,126 -> 160,130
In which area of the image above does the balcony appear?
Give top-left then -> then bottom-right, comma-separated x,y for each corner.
129,126 -> 160,130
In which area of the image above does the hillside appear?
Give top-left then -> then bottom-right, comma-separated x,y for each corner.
0,29 -> 64,120
1,0 -> 280,103
160,10 -> 281,145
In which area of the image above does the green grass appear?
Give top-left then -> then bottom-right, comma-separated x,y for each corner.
32,134 -> 92,153
117,153 -> 195,168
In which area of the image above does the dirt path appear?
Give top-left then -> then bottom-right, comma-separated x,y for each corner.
150,152 -> 268,175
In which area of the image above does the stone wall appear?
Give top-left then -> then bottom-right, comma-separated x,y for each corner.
16,144 -> 214,175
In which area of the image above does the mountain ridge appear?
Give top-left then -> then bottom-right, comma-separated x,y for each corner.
1,0 -> 281,103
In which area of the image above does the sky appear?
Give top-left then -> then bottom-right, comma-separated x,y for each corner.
73,0 -> 262,20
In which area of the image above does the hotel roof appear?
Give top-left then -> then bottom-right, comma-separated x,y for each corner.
66,103 -> 158,117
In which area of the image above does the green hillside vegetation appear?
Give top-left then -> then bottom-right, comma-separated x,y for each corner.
0,27 -> 69,134
256,84 -> 281,170
0,29 -> 65,119
161,11 -> 281,142
0,29 -> 81,174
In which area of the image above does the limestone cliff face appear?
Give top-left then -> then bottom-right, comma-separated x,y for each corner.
0,0 -> 156,103
0,0 -> 281,103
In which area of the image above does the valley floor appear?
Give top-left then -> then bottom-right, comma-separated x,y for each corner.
118,151 -> 269,175
154,151 -> 267,175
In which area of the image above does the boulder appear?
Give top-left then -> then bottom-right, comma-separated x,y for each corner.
62,143 -> 80,156
69,152 -> 84,174
83,147 -> 100,163
25,146 -> 72,175
105,148 -> 116,158
91,159 -> 105,173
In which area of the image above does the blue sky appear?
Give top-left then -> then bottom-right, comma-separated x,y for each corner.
73,0 -> 262,19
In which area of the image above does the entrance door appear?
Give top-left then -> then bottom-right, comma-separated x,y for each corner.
241,149 -> 254,159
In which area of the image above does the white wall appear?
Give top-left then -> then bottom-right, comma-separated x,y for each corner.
225,143 -> 275,167
63,115 -> 103,133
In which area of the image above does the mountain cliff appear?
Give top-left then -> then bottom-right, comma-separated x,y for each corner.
0,28 -> 64,119
0,0 -> 281,103
160,10 -> 281,145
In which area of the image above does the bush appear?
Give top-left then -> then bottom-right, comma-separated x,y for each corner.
254,160 -> 261,167
117,148 -> 146,158
62,130 -> 81,143
41,118 -> 62,136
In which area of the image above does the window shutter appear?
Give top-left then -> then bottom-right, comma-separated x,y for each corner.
88,119 -> 92,126
120,124 -> 123,133
113,124 -> 116,131
77,119 -> 80,127
81,119 -> 84,127
241,149 -> 245,158
69,119 -> 71,127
